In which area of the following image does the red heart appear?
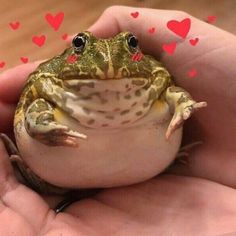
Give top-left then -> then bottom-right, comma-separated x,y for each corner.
62,33 -> 68,40
130,11 -> 139,18
189,38 -> 199,46
187,68 -> 197,78
0,61 -> 5,68
148,27 -> 156,34
167,18 -> 191,39
45,12 -> 64,31
162,42 -> 177,55
9,21 -> 20,30
32,35 -> 46,47
20,57 -> 28,63
67,54 -> 78,64
207,15 -> 217,24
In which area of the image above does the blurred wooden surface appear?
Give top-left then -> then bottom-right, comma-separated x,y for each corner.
0,0 -> 235,70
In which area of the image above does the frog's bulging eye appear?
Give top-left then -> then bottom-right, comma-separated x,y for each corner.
127,34 -> 138,49
72,33 -> 87,53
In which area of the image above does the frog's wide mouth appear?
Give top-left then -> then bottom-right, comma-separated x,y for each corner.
63,77 -> 151,93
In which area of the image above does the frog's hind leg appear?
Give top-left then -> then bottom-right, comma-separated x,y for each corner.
0,133 -> 24,165
25,98 -> 87,147
175,141 -> 203,164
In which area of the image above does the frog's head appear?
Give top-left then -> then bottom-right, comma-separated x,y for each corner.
59,31 -> 157,81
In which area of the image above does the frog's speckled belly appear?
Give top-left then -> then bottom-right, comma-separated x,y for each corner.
16,101 -> 182,189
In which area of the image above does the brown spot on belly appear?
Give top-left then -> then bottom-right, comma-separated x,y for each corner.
83,107 -> 91,114
120,110 -> 130,115
105,115 -> 114,120
124,94 -> 131,99
87,119 -> 95,125
121,120 -> 130,124
135,90 -> 142,97
136,111 -> 143,116
132,79 -> 146,86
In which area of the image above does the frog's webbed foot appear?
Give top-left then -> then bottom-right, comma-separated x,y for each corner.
164,86 -> 207,140
166,101 -> 207,139
25,98 -> 87,147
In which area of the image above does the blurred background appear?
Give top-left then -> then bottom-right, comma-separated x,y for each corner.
0,0 -> 235,70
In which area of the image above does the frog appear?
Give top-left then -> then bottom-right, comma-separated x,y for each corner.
2,31 -> 207,196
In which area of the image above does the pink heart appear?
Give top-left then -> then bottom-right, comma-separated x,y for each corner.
189,38 -> 199,46
130,11 -> 139,18
167,18 -> 191,39
20,57 -> 28,63
32,35 -> 46,47
45,12 -> 64,31
9,21 -> 20,30
187,68 -> 197,78
162,42 -> 177,55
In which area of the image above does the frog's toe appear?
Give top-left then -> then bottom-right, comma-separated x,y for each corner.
183,101 -> 207,120
40,127 -> 87,147
193,101 -> 207,109
183,108 -> 192,120
166,114 -> 183,140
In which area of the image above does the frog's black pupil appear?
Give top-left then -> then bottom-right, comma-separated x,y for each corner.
73,34 -> 86,52
74,37 -> 84,47
128,35 -> 138,48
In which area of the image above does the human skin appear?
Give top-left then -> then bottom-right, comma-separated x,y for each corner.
0,6 -> 236,235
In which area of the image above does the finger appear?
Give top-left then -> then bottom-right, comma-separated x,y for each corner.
0,61 -> 43,104
0,136 -> 53,229
0,101 -> 15,133
83,6 -> 234,58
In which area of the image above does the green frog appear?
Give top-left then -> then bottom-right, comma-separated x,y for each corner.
3,31 -> 207,195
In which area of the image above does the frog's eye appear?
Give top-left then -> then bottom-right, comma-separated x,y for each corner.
72,33 -> 87,53
127,34 -> 138,49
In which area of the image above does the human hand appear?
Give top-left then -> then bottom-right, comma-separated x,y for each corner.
1,6 -> 236,235
84,6 -> 236,188
0,137 -> 236,235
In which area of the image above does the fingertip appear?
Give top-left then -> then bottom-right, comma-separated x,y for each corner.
87,6 -> 121,38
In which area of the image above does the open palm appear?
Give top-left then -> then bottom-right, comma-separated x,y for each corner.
0,6 -> 236,235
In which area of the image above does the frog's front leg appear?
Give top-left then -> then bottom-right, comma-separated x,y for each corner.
25,98 -> 86,147
164,86 -> 207,139
24,74 -> 87,147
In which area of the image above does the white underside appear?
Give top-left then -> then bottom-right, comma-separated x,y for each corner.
16,99 -> 182,189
